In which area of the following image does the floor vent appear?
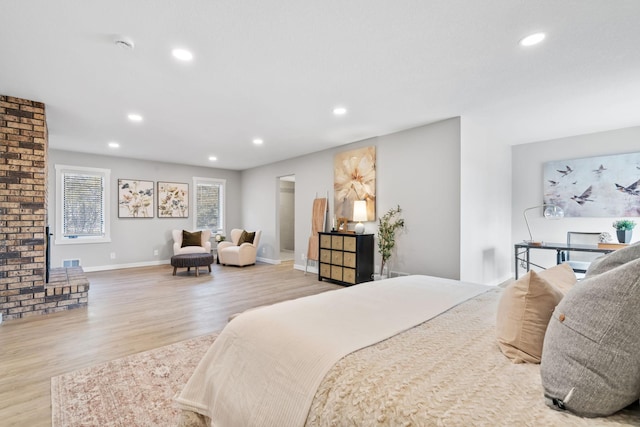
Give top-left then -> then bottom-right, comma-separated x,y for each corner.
62,259 -> 80,268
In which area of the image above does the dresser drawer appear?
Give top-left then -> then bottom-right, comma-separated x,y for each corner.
343,236 -> 356,252
331,265 -> 343,281
342,268 -> 356,284
331,235 -> 343,250
320,249 -> 332,263
320,234 -> 332,249
331,251 -> 343,265
343,252 -> 356,268
320,263 -> 331,278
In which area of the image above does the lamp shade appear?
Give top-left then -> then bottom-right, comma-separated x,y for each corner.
353,200 -> 368,222
353,200 -> 367,234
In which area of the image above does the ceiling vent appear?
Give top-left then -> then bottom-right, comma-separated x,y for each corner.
114,37 -> 135,50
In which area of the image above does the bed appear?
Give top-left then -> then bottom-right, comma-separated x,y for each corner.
175,275 -> 640,426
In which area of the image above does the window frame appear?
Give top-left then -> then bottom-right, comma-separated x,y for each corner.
55,164 -> 111,245
192,176 -> 226,234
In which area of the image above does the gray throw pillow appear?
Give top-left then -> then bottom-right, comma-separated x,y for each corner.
540,257 -> 640,417
585,241 -> 640,278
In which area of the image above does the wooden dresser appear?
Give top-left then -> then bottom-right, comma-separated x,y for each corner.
318,232 -> 374,286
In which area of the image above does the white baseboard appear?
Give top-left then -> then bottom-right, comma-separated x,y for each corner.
82,259 -> 170,272
256,257 -> 280,265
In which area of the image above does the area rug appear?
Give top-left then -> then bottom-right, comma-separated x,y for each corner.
51,333 -> 217,427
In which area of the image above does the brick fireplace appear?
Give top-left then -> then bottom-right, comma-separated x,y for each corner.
0,95 -> 88,321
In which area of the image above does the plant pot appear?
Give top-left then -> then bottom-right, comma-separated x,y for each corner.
616,230 -> 633,244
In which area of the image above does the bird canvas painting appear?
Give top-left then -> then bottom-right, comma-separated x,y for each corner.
543,152 -> 640,217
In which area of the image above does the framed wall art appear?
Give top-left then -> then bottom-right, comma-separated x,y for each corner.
334,146 -> 376,221
118,179 -> 154,218
158,181 -> 189,218
543,151 -> 640,217
337,217 -> 349,233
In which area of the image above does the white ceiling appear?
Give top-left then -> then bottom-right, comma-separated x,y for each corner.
2,1 -> 639,170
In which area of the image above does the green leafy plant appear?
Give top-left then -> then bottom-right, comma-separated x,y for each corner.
612,219 -> 636,231
377,205 -> 405,276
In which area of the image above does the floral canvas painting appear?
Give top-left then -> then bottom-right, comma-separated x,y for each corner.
334,146 -> 376,221
118,179 -> 154,218
543,152 -> 640,217
158,182 -> 189,218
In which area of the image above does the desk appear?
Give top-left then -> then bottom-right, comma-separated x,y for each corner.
514,242 -> 616,279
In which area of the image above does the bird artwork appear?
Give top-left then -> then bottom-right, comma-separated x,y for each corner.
544,153 -> 640,217
593,164 -> 606,176
615,179 -> 640,196
557,165 -> 573,177
570,185 -> 594,205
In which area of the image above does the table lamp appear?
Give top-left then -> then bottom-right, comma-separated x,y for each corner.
353,200 -> 368,234
523,204 -> 564,245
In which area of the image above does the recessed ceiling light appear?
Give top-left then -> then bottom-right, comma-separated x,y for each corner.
519,32 -> 546,47
208,156 -> 218,161
253,138 -> 264,145
127,113 -> 143,122
108,141 -> 120,148
172,48 -> 193,61
333,106 -> 347,116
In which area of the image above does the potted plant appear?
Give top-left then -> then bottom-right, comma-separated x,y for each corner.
377,205 -> 405,278
612,219 -> 636,243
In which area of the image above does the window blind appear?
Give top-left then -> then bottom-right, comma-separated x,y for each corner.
195,181 -> 223,231
62,173 -> 105,237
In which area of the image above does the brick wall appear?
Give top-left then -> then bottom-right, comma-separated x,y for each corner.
0,95 -> 89,321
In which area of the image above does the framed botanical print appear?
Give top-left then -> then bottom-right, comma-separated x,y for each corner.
118,179 -> 154,218
158,181 -> 189,218
334,146 -> 376,221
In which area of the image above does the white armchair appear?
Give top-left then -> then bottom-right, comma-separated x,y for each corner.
217,229 -> 262,266
172,229 -> 212,255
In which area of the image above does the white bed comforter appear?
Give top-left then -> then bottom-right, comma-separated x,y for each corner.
175,275 -> 489,427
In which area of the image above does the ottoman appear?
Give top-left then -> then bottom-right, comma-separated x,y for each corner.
171,253 -> 214,277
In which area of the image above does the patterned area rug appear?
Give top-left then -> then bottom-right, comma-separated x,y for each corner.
51,334 -> 217,427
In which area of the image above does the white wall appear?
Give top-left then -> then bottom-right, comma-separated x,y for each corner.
460,118 -> 513,285
241,118 -> 462,280
511,125 -> 640,272
48,150 -> 242,270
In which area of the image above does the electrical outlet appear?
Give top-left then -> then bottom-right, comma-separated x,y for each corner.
301,253 -> 306,260
110,252 -> 116,259
153,249 -> 159,256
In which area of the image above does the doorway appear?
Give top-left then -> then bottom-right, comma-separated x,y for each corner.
279,175 -> 295,261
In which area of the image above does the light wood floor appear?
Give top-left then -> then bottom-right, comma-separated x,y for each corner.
0,261 -> 340,426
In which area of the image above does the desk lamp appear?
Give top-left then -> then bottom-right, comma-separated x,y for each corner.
523,204 -> 564,246
353,200 -> 368,234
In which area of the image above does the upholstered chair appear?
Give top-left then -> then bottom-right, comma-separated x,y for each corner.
172,229 -> 212,255
217,229 -> 262,266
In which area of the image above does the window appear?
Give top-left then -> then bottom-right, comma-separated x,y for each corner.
193,177 -> 225,233
55,165 -> 111,244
